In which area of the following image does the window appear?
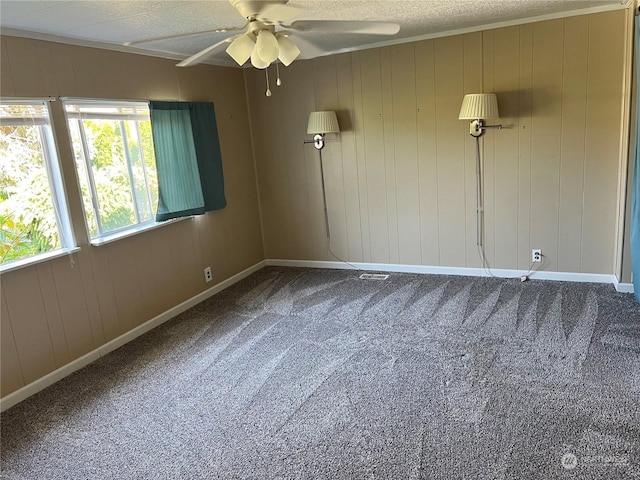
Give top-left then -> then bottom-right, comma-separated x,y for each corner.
0,99 -> 75,268
64,100 -> 158,242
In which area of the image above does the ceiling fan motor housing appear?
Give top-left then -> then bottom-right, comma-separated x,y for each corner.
248,19 -> 275,35
230,0 -> 289,20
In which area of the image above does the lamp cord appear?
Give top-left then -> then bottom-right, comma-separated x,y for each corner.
318,149 -> 330,238
475,135 -> 483,248
317,148 -> 360,270
474,135 -> 540,279
474,135 -> 498,278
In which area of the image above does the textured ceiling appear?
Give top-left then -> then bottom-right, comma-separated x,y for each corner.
0,0 -> 631,68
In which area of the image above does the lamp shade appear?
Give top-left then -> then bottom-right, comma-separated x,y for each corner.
256,30 -> 279,64
277,34 -> 300,66
250,47 -> 269,69
458,93 -> 499,120
226,33 -> 255,66
307,111 -> 340,134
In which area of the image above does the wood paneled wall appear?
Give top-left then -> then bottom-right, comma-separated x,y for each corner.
246,10 -> 630,276
0,37 -> 264,397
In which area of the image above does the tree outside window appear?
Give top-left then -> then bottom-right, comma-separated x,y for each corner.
0,101 -> 73,266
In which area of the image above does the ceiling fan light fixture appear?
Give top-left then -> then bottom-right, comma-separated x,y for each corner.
226,33 -> 255,66
250,46 -> 270,69
276,34 -> 300,66
256,29 -> 279,63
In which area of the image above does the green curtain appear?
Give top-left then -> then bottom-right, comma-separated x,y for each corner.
149,101 -> 226,221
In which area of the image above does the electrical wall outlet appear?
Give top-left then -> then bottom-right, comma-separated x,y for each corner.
204,267 -> 212,283
532,249 -> 542,263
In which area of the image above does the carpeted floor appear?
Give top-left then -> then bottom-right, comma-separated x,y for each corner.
1,267 -> 639,479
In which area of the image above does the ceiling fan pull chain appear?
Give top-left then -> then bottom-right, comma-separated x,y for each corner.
276,61 -> 282,86
265,67 -> 272,97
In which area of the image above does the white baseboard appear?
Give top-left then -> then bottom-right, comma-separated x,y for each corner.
614,281 -> 635,293
0,260 -> 266,413
264,259 -> 622,286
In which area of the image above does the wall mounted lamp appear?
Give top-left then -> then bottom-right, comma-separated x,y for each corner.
459,93 -> 502,137
458,94 -> 502,254
305,111 -> 341,239
306,111 -> 340,150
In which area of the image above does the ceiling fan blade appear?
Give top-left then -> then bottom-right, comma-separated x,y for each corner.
124,23 -> 247,47
284,33 -> 325,60
259,2 -> 303,24
285,20 -> 400,36
177,37 -> 237,67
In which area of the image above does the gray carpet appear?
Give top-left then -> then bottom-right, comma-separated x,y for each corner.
1,267 -> 640,479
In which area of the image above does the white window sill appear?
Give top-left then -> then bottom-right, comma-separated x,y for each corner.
0,246 -> 81,274
89,217 -> 191,247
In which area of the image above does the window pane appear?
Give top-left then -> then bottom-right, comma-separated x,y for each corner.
65,100 -> 158,240
0,104 -> 67,265
67,120 -> 99,238
84,119 -> 137,233
139,120 -> 159,216
126,120 -> 155,223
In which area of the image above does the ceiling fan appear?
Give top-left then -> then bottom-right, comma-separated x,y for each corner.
125,0 -> 400,94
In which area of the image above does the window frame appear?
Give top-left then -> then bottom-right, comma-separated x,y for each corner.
0,98 -> 77,273
63,98 -> 161,244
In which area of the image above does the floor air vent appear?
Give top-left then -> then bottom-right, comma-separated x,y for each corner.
359,273 -> 389,280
